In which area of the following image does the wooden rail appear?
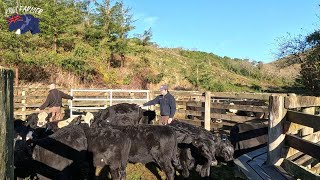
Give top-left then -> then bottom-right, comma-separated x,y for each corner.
183,96 -> 269,131
267,94 -> 320,179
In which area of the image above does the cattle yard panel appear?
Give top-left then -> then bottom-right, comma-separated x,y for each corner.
181,93 -> 270,132
13,88 -> 274,129
267,94 -> 320,179
69,89 -> 150,117
13,88 -> 274,130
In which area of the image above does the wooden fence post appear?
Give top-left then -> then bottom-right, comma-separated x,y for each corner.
204,91 -> 211,131
300,107 -> 314,137
0,68 -> 14,179
21,90 -> 26,120
267,95 -> 287,166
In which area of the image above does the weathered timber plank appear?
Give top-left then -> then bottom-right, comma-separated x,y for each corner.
284,131 -> 320,159
310,163 -> 320,174
267,95 -> 287,166
286,110 -> 320,130
283,121 -> 305,134
285,134 -> 320,160
259,164 -> 290,180
15,95 -> 46,99
204,91 -> 211,131
0,68 -> 14,179
287,151 -> 304,161
211,103 -> 268,113
285,95 -> 320,108
303,131 -> 320,142
234,147 -> 267,180
153,91 -> 202,97
210,113 -> 257,122
282,159 -> 320,180
184,110 -> 258,122
210,92 -> 272,101
300,107 -> 315,137
186,101 -> 203,107
295,154 -> 314,166
186,102 -> 269,113
272,165 -> 295,180
234,158 -> 264,180
247,160 -> 271,179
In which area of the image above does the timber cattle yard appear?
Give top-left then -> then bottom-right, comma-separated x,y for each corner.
0,74 -> 314,180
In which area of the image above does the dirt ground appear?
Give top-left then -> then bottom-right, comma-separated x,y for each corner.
125,162 -> 244,180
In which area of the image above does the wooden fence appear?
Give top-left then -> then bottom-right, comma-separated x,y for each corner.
0,68 -> 14,179
14,87 -> 272,131
267,94 -> 320,179
153,91 -> 271,132
11,87 -> 320,178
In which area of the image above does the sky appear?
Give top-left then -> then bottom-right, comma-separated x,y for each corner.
120,0 -> 320,63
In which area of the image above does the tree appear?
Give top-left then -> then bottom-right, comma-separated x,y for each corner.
39,0 -> 84,52
278,29 -> 320,92
135,28 -> 152,46
183,59 -> 213,90
96,0 -> 134,67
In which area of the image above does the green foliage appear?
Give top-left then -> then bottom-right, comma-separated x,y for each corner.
223,59 -> 263,79
73,42 -> 95,58
58,58 -> 96,82
179,50 -> 223,67
145,73 -> 164,84
182,59 -> 213,89
18,62 -> 50,82
299,48 -> 320,91
101,69 -> 120,85
279,21 -> 320,92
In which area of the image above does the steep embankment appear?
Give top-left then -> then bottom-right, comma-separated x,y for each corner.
4,42 -> 295,92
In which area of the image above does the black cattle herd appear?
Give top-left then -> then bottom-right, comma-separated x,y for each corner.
13,103 -> 238,180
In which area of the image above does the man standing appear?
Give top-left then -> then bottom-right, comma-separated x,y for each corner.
37,84 -> 73,122
140,85 -> 176,125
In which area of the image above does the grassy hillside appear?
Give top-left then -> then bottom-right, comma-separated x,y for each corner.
4,43 -> 296,92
